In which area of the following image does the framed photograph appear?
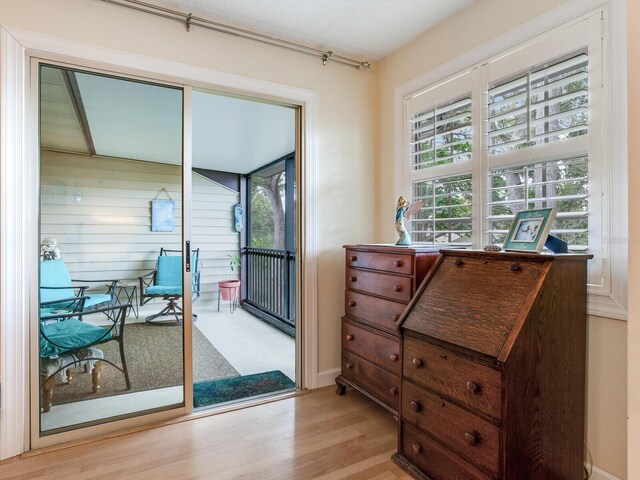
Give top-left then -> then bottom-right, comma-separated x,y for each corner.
503,208 -> 557,253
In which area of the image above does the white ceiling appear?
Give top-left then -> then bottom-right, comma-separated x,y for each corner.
150,0 -> 474,60
193,91 -> 295,174
40,66 -> 294,174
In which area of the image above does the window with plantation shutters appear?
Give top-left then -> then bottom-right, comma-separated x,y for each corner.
410,97 -> 472,170
398,10 -> 626,318
411,174 -> 472,246
487,54 -> 588,155
487,157 -> 588,251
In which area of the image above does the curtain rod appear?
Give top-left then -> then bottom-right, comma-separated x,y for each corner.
99,0 -> 373,70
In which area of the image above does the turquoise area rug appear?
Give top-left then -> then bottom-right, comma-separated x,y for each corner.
193,370 -> 295,408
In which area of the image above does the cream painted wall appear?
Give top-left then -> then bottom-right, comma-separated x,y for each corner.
0,0 -> 377,374
376,0 -> 628,477
627,1 -> 639,478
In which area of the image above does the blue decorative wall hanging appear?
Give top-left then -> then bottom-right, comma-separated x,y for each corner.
151,188 -> 175,232
234,204 -> 244,232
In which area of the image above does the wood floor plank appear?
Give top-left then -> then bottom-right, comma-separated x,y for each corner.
0,387 -> 411,480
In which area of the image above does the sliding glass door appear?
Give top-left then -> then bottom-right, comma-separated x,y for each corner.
36,62 -> 189,436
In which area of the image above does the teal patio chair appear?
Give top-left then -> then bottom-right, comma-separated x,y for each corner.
138,248 -> 200,325
40,259 -> 117,318
40,304 -> 131,412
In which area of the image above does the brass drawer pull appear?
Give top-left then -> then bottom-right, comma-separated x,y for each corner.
464,432 -> 478,445
345,334 -> 354,341
389,387 -> 398,395
345,362 -> 353,369
466,381 -> 480,394
394,285 -> 403,292
350,255 -> 358,262
410,401 -> 421,412
412,444 -> 422,454
412,358 -> 423,368
348,300 -> 357,307
389,353 -> 399,362
395,260 -> 404,267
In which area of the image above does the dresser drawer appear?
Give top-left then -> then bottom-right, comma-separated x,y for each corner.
400,422 -> 494,480
346,249 -> 413,275
346,268 -> 412,302
402,381 -> 499,474
403,338 -> 502,419
342,350 -> 399,409
345,290 -> 405,335
342,321 -> 400,375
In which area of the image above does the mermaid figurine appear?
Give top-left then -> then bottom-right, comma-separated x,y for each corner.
395,196 -> 423,246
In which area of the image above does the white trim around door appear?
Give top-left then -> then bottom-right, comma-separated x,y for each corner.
0,26 -> 318,458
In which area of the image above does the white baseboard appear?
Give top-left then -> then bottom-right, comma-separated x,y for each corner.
589,466 -> 622,480
316,368 -> 340,388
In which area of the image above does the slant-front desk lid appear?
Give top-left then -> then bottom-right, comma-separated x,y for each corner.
398,250 -> 591,360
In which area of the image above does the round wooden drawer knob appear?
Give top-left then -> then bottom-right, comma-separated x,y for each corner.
389,353 -> 399,362
412,444 -> 422,454
464,432 -> 478,445
389,387 -> 398,395
348,300 -> 357,307
511,262 -> 521,271
346,334 -> 354,341
454,258 -> 464,266
350,276 -> 357,283
394,285 -> 403,292
412,358 -> 423,368
394,260 -> 404,267
345,362 -> 353,369
410,401 -> 421,412
466,381 -> 480,394
350,255 -> 358,262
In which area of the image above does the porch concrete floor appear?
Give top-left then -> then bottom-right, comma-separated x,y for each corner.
41,300 -> 295,432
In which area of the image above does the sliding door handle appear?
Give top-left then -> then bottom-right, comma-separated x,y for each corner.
186,241 -> 191,272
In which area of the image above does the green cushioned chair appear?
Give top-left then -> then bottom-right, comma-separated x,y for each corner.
39,304 -> 131,410
139,248 -> 200,326
40,259 -> 118,318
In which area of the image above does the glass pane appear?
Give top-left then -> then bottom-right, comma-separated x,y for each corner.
487,157 -> 589,250
39,64 -> 184,434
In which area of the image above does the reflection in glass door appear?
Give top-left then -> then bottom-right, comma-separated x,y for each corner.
38,64 -> 185,434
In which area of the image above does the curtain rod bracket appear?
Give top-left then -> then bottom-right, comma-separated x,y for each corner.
186,13 -> 192,32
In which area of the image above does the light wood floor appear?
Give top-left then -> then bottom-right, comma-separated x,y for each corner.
1,387 -> 411,480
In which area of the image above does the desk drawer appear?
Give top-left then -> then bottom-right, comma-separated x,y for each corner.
346,268 -> 412,302
342,350 -> 399,410
342,321 -> 400,375
345,290 -> 405,335
403,337 -> 502,419
402,381 -> 499,474
400,422 -> 493,480
346,249 -> 413,275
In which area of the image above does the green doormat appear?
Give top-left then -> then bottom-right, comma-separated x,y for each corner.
194,370 -> 295,408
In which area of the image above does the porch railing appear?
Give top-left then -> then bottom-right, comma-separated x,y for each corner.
244,247 -> 295,335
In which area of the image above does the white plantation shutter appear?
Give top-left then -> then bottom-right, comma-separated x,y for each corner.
411,174 -> 472,246
486,157 -> 588,251
410,97 -> 472,170
487,54 -> 588,155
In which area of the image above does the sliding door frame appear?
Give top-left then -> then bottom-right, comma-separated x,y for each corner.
0,27 -> 318,458
28,57 -> 193,449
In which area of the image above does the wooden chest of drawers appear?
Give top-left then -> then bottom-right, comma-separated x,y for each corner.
393,250 -> 592,480
335,245 -> 439,415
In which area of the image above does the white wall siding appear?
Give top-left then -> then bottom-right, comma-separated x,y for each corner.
40,150 -> 239,301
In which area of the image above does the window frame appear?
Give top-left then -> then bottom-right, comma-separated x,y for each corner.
394,1 -> 627,320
